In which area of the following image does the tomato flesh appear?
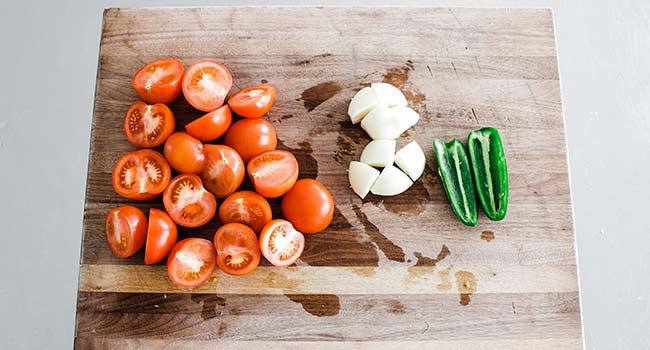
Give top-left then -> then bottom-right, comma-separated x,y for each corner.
228,85 -> 276,118
132,58 -> 184,104
223,118 -> 277,162
185,105 -> 232,142
247,150 -> 299,198
163,174 -> 217,228
167,238 -> 217,288
214,223 -> 260,276
124,101 -> 175,148
182,60 -> 233,112
259,219 -> 305,267
145,208 -> 178,265
112,149 -> 171,201
105,206 -> 148,258
281,179 -> 335,234
219,191 -> 272,233
200,145 -> 245,198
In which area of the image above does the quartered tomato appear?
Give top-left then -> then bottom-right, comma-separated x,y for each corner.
223,118 -> 277,162
259,219 -> 305,268
105,206 -> 148,259
132,58 -> 184,104
124,101 -> 175,148
145,208 -> 178,265
164,132 -> 206,174
219,191 -> 272,233
112,149 -> 171,201
163,174 -> 217,228
247,150 -> 299,198
200,144 -> 245,198
214,223 -> 260,276
228,85 -> 276,118
182,60 -> 232,112
167,238 -> 217,288
281,179 -> 334,234
185,105 -> 232,142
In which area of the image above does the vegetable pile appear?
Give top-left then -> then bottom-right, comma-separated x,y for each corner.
106,58 -> 334,288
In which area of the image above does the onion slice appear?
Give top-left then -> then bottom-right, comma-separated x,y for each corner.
394,140 -> 426,181
348,161 -> 380,199
370,165 -> 413,196
360,139 -> 396,168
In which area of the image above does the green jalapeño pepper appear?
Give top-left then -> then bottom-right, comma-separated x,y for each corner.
433,139 -> 478,226
467,127 -> 508,221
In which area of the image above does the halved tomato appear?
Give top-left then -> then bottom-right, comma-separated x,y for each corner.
219,191 -> 272,233
259,219 -> 305,268
145,208 -> 178,265
167,238 -> 217,288
247,150 -> 299,198
182,60 -> 233,112
164,132 -> 206,174
214,223 -> 261,276
132,58 -> 184,104
185,105 -> 232,142
112,149 -> 171,201
163,174 -> 217,228
200,144 -> 245,198
223,118 -> 277,162
281,179 -> 334,234
124,101 -> 175,148
105,206 -> 148,259
228,85 -> 276,118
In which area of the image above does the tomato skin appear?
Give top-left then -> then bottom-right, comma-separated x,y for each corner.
164,132 -> 206,174
105,206 -> 148,259
124,101 -> 175,148
259,219 -> 305,268
214,223 -> 261,276
167,238 -> 217,288
185,105 -> 232,142
223,118 -> 277,162
145,208 -> 178,265
247,150 -> 299,198
112,149 -> 171,201
228,85 -> 276,119
132,58 -> 184,104
219,191 -> 272,233
182,60 -> 233,112
200,145 -> 245,198
163,174 -> 217,228
281,179 -> 334,234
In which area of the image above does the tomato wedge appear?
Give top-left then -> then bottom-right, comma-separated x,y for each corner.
185,105 -> 232,142
132,58 -> 184,104
219,191 -> 272,233
145,208 -> 178,265
228,85 -> 276,118
167,238 -> 217,288
182,60 -> 233,112
247,150 -> 299,198
112,149 -> 171,201
281,179 -> 335,234
164,132 -> 206,174
163,174 -> 217,228
214,223 -> 261,276
223,118 -> 277,162
124,101 -> 175,148
105,206 -> 148,258
200,144 -> 245,198
259,219 -> 305,268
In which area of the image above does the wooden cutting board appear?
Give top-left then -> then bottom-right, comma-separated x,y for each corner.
75,7 -> 582,350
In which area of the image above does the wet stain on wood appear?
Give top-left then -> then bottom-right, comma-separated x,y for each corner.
264,271 -> 303,290
386,299 -> 407,314
260,79 -> 268,84
372,180 -> 430,216
382,61 -> 429,119
436,266 -> 453,291
300,81 -> 343,112
293,52 -> 333,66
407,245 -> 450,282
286,294 -> 341,317
455,270 -> 478,306
277,139 -> 317,179
190,294 -> 226,320
352,204 -> 406,263
217,322 -> 228,336
333,135 -> 355,164
481,230 -> 495,242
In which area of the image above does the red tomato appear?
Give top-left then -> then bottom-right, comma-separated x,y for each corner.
281,179 -> 334,234
145,208 -> 178,265
259,219 -> 305,268
223,118 -> 277,162
112,149 -> 171,201
247,150 -> 299,198
182,60 -> 232,112
200,144 -> 245,198
228,85 -> 276,118
163,174 -> 217,228
164,132 -> 206,174
213,223 -> 260,276
132,58 -> 184,104
124,101 -> 175,148
185,105 -> 232,142
167,238 -> 217,288
105,206 -> 148,258
219,191 -> 272,233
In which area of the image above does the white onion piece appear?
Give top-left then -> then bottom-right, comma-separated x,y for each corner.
394,141 -> 426,181
390,106 -> 420,133
371,82 -> 407,107
360,139 -> 396,168
370,165 -> 413,196
347,87 -> 379,124
348,161 -> 380,199
360,102 -> 400,139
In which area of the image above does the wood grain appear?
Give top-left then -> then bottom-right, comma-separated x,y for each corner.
75,7 -> 582,349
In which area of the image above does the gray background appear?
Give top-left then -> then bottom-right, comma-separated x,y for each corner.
0,0 -> 648,349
